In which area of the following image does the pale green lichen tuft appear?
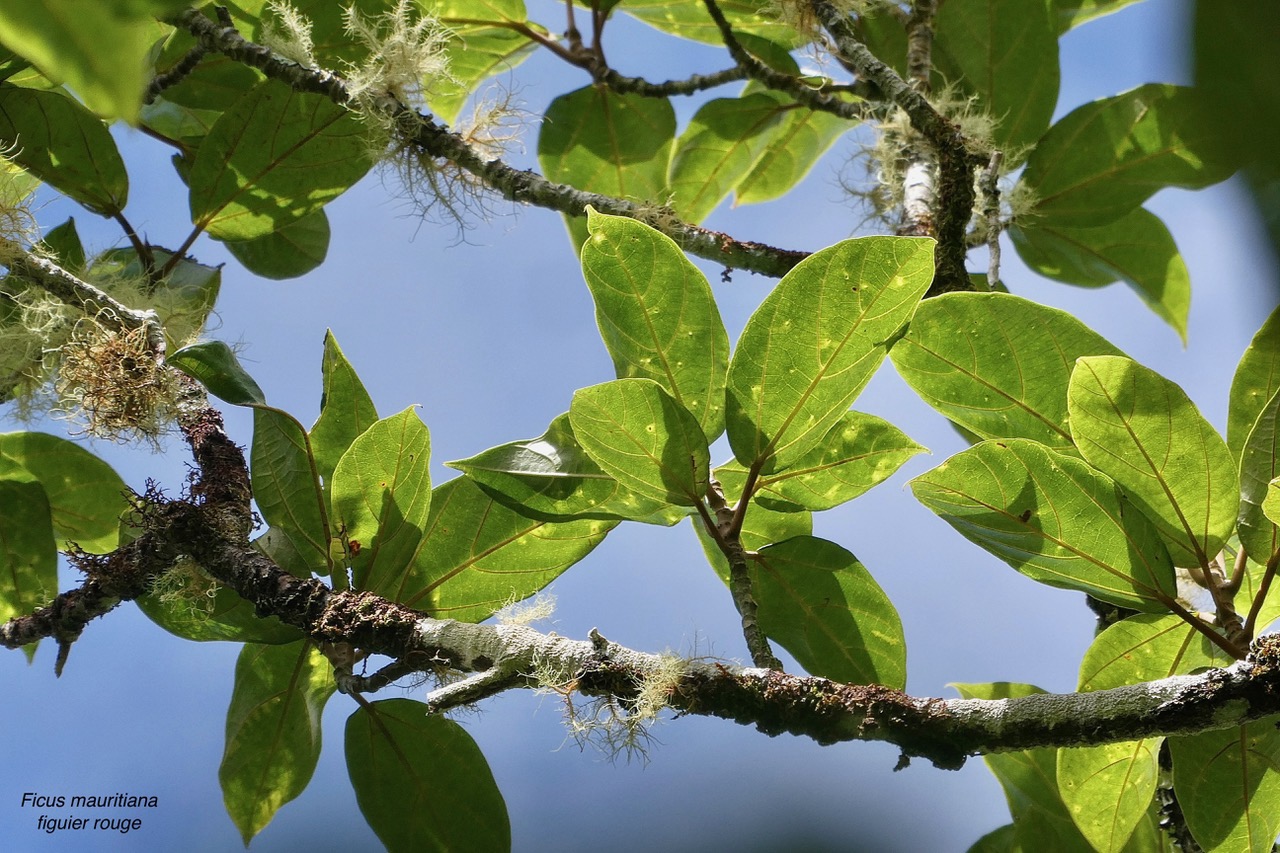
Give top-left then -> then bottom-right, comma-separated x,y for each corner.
261,0 -> 317,68
343,0 -> 452,108
150,558 -> 220,625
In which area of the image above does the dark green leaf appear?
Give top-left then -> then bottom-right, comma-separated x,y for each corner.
331,407 -> 432,593
538,85 -> 674,248
753,535 -> 905,688
39,218 -> 85,272
222,210 -> 331,280
968,824 -> 1019,853
1069,356 -> 1238,567
570,379 -> 710,506
346,698 -> 510,853
309,329 -> 379,491
736,410 -> 925,512
933,0 -> 1058,161
1239,390 -> 1280,566
396,477 -> 613,620
447,412 -> 683,524
1021,84 -> 1235,227
0,479 -> 55,653
220,641 -> 335,844
1170,718 -> 1280,853
911,439 -> 1177,610
252,406 -> 331,575
727,236 -> 934,472
189,79 -> 375,240
668,93 -> 787,223
890,292 -> 1124,451
168,341 -> 267,407
1010,207 -> 1190,341
1228,304 -> 1280,464
0,83 -> 127,214
1055,0 -> 1145,33
581,207 -> 729,438
0,431 -> 128,553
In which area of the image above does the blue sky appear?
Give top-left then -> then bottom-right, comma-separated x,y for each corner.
2,1 -> 1275,850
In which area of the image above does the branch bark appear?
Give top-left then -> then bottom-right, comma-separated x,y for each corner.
171,10 -> 809,279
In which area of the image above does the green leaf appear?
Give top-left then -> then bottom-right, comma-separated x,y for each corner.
932,0 -> 1058,161
331,407 -> 432,593
429,0 -> 535,124
396,476 -> 613,620
1228,304 -> 1280,464
732,410 -> 925,512
968,824 -> 1018,853
0,0 -> 176,121
569,378 -> 710,507
40,218 -> 85,272
1058,614 -> 1220,852
309,329 -> 379,490
447,412 -> 684,525
951,682 -> 1094,853
1266,479 -> 1280,528
168,341 -> 267,407
222,210 -> 331,280
1238,390 -> 1280,566
1010,207 -> 1191,341
538,85 -> 674,248
1170,718 -> 1280,853
346,698 -> 510,853
0,431 -> 128,553
0,83 -> 127,215
621,0 -> 803,46
155,46 -> 264,112
252,406 -> 331,575
910,439 -> 1177,610
735,97 -> 849,205
891,292 -> 1123,452
1055,0 -> 1145,33
224,0 -> 396,67
727,236 -> 934,472
0,479 -> 56,648
220,641 -> 336,845
189,79 -> 375,240
1021,84 -> 1235,227
1068,355 -> 1239,567
581,208 -> 729,438
139,98 -> 223,150
753,535 -> 905,688
668,93 -> 787,223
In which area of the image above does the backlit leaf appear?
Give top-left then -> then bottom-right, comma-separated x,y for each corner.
668,93 -> 787,223
252,406 -> 331,575
727,236 -> 934,472
570,378 -> 710,506
1069,356 -> 1238,567
309,329 -> 379,491
331,407 -> 432,594
1238,389 -> 1280,566
890,292 -> 1123,452
911,439 -> 1177,610
581,208 -> 729,438
735,95 -> 850,205
0,478 -> 55,654
694,463 -> 812,582
222,210 -> 331,280
396,476 -> 613,621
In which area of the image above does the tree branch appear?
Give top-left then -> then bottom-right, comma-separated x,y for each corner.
172,10 -> 809,279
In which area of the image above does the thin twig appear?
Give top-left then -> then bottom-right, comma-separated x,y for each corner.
112,211 -> 156,281
1245,548 -> 1280,641
145,42 -> 207,104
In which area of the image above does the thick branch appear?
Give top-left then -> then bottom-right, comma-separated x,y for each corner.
173,10 -> 808,279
